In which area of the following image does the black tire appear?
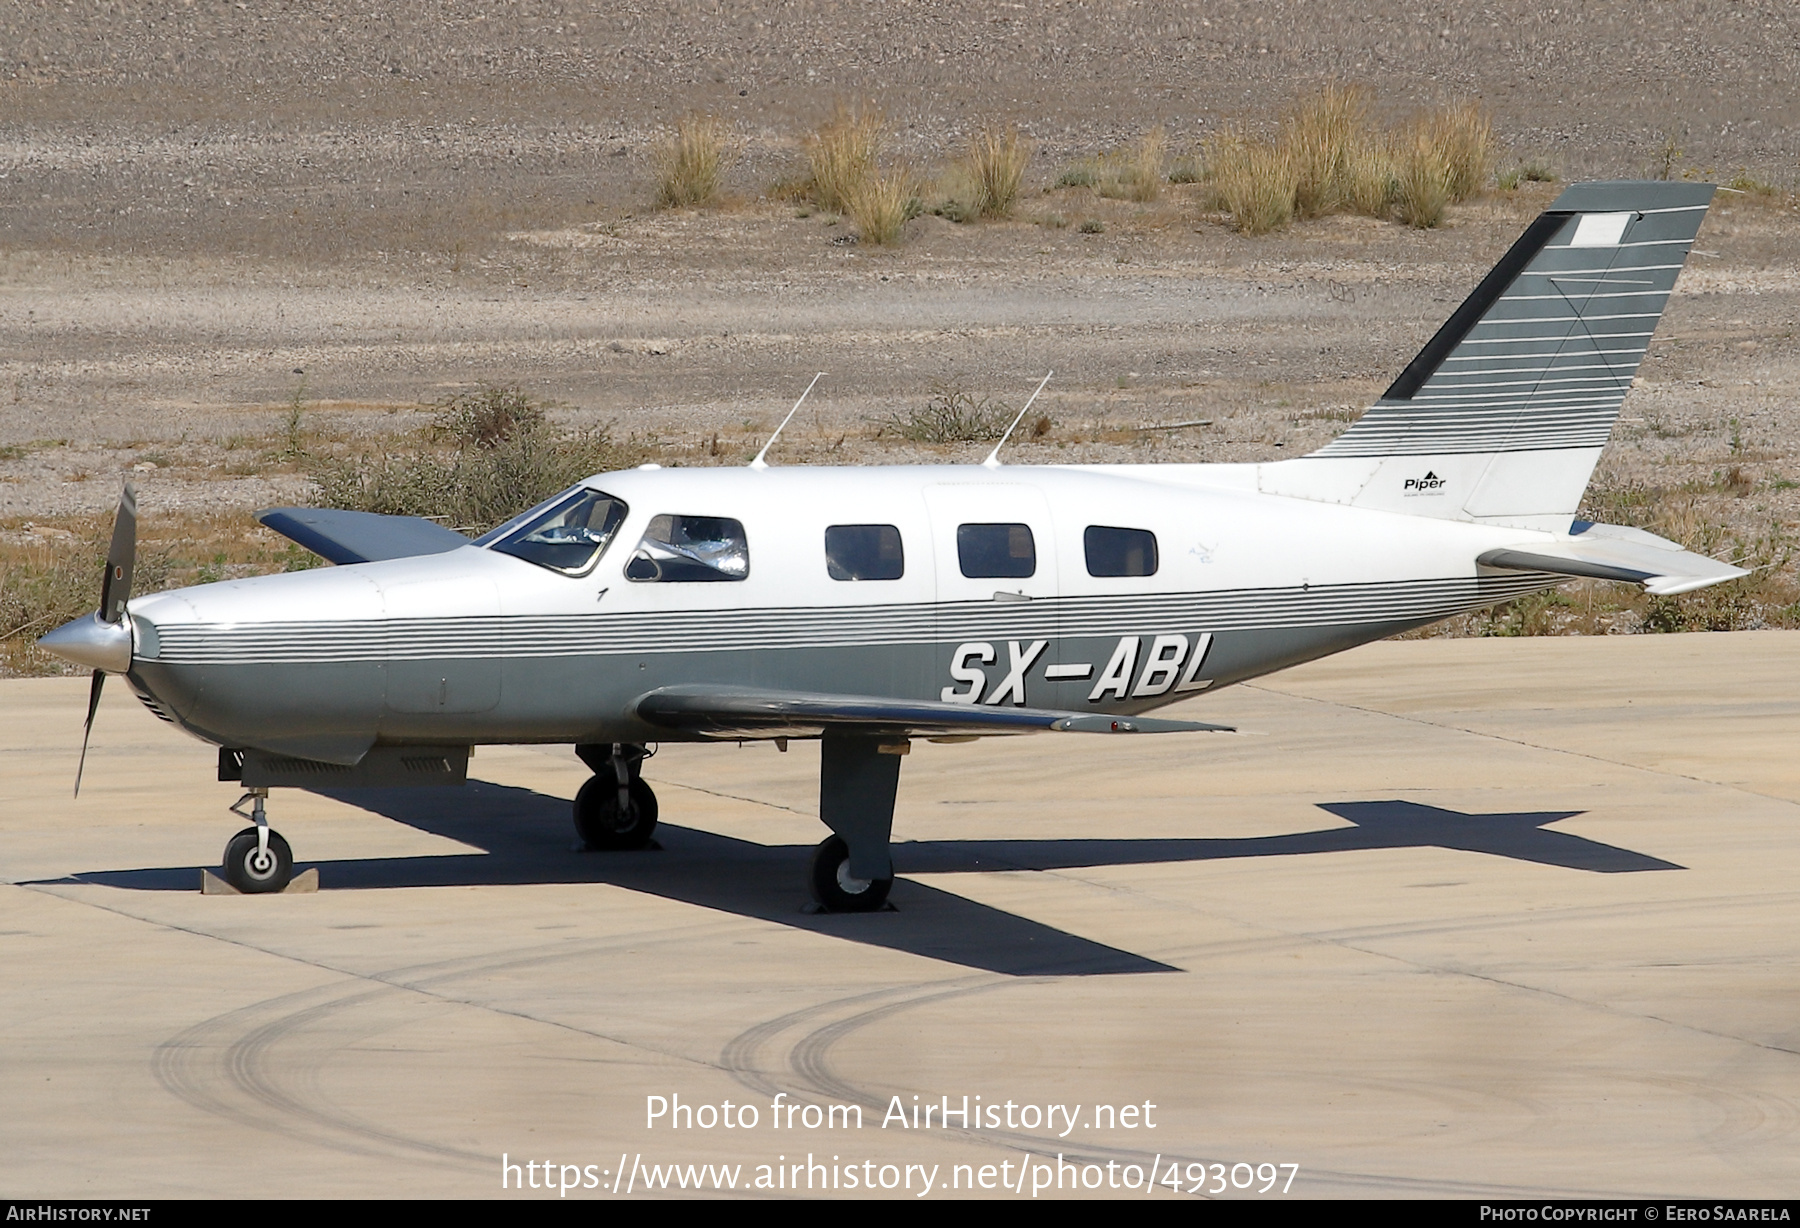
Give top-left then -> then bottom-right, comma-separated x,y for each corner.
573,771 -> 659,850
808,835 -> 893,913
222,825 -> 294,894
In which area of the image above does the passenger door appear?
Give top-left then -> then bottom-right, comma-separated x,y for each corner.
923,484 -> 1060,708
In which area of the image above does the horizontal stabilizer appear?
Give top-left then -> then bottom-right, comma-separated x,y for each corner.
632,685 -> 1233,739
257,507 -> 472,565
1478,521 -> 1748,596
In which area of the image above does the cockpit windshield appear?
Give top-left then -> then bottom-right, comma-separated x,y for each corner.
481,487 -> 628,576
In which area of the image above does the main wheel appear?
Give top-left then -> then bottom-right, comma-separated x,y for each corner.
222,826 -> 294,894
573,771 -> 659,850
808,835 -> 893,913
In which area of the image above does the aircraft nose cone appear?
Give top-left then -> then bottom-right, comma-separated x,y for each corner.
37,613 -> 133,673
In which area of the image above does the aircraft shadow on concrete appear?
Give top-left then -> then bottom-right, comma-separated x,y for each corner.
64,788 -> 1679,978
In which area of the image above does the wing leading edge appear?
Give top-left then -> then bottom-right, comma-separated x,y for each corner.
631,685 -> 1234,739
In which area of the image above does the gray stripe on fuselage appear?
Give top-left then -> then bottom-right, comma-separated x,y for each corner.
146,575 -> 1557,665
132,574 -> 1563,752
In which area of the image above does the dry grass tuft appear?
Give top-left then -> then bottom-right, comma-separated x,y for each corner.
843,167 -> 917,245
1281,82 -> 1373,218
965,126 -> 1032,219
653,114 -> 730,210
1194,85 -> 1493,234
1204,130 -> 1296,235
1425,101 -> 1493,202
806,104 -> 885,215
1392,123 -> 1454,229
1339,139 -> 1397,217
1123,127 -> 1166,203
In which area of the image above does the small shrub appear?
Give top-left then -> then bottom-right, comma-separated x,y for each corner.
1653,135 -> 1682,181
1078,218 -> 1106,234
1167,152 -> 1204,184
1726,172 -> 1780,200
654,114 -> 730,209
935,196 -> 979,224
433,385 -> 546,450
965,126 -> 1032,219
1056,164 -> 1099,189
309,386 -> 636,533
806,104 -> 884,214
879,386 -> 1013,442
1500,158 -> 1557,191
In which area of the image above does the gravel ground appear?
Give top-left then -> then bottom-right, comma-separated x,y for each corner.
1,2 -> 1796,535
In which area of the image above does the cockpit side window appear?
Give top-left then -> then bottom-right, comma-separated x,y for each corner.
485,487 -> 628,576
625,514 -> 750,583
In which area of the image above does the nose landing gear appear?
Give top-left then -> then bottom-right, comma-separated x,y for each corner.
221,789 -> 294,893
573,743 -> 659,850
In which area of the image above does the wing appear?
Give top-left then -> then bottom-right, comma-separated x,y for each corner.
257,507 -> 472,565
631,685 -> 1234,739
1479,521 -> 1748,596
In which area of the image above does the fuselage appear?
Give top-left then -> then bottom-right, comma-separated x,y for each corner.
124,462 -> 1564,763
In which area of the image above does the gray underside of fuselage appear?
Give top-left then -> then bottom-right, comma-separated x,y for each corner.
127,614 -> 1467,757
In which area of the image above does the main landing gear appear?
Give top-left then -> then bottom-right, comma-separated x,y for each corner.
807,733 -> 904,913
573,743 -> 659,850
221,788 -> 294,893
569,735 -> 905,913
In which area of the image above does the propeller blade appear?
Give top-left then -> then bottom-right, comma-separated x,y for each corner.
74,669 -> 105,798
74,484 -> 135,796
98,482 -> 137,624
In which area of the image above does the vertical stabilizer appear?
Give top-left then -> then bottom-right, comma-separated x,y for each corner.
1259,181 -> 1714,531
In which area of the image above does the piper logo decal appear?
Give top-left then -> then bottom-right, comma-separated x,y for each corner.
1403,470 -> 1447,496
942,634 -> 1215,706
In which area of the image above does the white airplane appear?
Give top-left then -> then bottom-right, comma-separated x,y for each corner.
40,180 -> 1744,911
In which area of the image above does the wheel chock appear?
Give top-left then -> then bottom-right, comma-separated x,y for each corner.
200,866 -> 318,895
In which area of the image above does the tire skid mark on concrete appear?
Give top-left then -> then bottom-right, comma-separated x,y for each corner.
154,980 -> 484,1167
718,969 -> 1627,1199
23,879 -> 789,1160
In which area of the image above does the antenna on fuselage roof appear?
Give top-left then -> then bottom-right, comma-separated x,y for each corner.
748,372 -> 826,470
980,370 -> 1053,469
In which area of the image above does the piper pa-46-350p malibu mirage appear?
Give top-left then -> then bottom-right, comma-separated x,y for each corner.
41,180 -> 1745,911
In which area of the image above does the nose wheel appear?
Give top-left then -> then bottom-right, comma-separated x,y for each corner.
573,743 -> 659,850
222,789 -> 294,893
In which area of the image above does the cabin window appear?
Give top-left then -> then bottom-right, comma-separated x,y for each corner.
625,515 -> 750,582
957,523 -> 1036,579
1084,525 -> 1158,577
825,524 -> 904,581
484,487 -> 628,577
